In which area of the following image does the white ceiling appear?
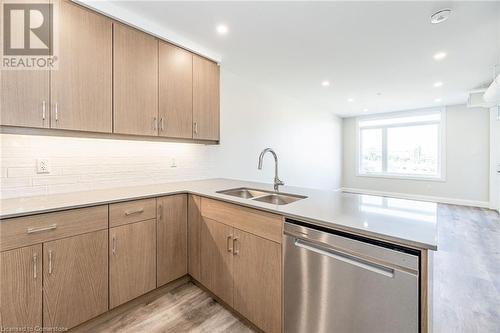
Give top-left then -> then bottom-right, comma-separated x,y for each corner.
87,1 -> 499,117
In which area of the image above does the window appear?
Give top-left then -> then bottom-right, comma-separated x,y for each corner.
357,109 -> 445,180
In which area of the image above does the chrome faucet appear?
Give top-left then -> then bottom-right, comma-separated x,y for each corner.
258,148 -> 284,191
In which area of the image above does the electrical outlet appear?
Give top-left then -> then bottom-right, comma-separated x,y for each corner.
36,158 -> 50,174
170,158 -> 177,168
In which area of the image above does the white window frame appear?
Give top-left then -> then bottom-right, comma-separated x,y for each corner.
356,107 -> 446,182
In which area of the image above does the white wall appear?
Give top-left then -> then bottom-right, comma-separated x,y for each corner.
0,68 -> 342,199
490,107 -> 500,210
342,104 -> 491,206
215,69 -> 342,191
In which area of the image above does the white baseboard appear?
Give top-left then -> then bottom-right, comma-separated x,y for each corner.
341,187 -> 490,208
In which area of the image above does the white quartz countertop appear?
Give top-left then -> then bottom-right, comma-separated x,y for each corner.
0,178 -> 438,250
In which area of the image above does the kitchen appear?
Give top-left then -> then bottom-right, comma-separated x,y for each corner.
0,1 -> 499,333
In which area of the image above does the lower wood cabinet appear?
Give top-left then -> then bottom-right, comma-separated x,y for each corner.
109,219 -> 156,308
200,217 -> 234,307
188,194 -> 202,280
1,196 -> 281,333
199,206 -> 282,333
233,229 -> 282,333
43,230 -> 108,329
0,245 -> 43,329
157,194 -> 188,286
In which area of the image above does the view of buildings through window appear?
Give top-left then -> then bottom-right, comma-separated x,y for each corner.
358,110 -> 442,178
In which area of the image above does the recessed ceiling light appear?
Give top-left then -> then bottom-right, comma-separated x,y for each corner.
434,98 -> 442,102
321,80 -> 330,87
216,24 -> 228,35
433,81 -> 443,87
430,8 -> 452,24
433,52 -> 447,60
363,108 -> 369,112
348,98 -> 355,102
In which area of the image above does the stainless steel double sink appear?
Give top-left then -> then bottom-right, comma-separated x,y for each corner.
216,187 -> 307,205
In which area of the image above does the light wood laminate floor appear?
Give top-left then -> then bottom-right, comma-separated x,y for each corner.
73,281 -> 255,333
72,204 -> 499,333
433,204 -> 499,333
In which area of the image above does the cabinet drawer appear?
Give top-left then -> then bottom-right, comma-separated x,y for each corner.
109,198 -> 156,227
201,198 -> 283,243
0,206 -> 108,251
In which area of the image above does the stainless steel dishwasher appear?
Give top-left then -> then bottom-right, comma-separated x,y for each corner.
284,219 -> 420,333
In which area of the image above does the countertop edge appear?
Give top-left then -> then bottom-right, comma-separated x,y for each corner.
0,186 -> 437,250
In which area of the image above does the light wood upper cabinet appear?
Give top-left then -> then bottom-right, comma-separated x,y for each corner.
188,194 -> 202,281
50,0 -> 112,132
200,217 -> 233,307
233,229 -> 282,333
193,55 -> 220,141
109,219 -> 156,308
0,71 -> 49,128
159,42 -> 193,139
43,230 -> 108,330
0,245 -> 42,329
113,24 -> 158,136
157,194 -> 188,286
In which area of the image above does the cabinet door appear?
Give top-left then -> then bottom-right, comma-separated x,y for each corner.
0,71 -> 49,128
200,217 -> 233,306
50,0 -> 112,132
188,194 -> 202,280
0,245 -> 42,330
233,229 -> 282,333
113,24 -> 158,136
109,219 -> 156,308
193,55 -> 219,141
43,230 -> 108,330
158,42 -> 193,138
157,194 -> 187,286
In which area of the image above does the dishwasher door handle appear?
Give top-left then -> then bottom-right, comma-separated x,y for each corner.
294,238 -> 395,278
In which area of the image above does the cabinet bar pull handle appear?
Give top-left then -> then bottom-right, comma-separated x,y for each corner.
54,103 -> 59,122
124,208 -> 144,216
27,224 -> 57,234
227,235 -> 232,252
153,117 -> 157,130
160,118 -> 164,131
42,101 -> 46,121
158,204 -> 162,220
112,235 -> 116,255
193,122 -> 198,135
33,253 -> 38,279
48,250 -> 53,275
233,237 -> 239,255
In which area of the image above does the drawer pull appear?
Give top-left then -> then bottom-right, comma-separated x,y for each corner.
27,224 -> 57,234
48,250 -> 53,275
33,253 -> 38,279
227,234 -> 232,253
124,208 -> 144,216
112,235 -> 116,255
233,237 -> 239,255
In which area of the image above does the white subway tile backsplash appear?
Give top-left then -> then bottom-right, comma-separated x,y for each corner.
32,175 -> 80,186
0,133 -> 219,199
0,177 -> 32,188
7,167 -> 36,178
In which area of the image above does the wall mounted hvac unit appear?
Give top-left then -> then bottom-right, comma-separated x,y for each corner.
483,73 -> 500,106
467,73 -> 499,108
